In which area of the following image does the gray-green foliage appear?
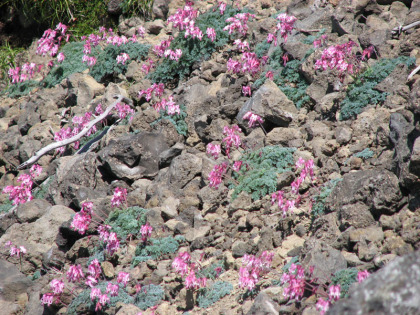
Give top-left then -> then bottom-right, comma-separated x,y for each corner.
232,146 -> 295,201
311,178 -> 342,219
132,235 -> 184,266
151,104 -> 188,136
197,260 -> 226,280
105,206 -> 148,242
0,199 -> 14,214
197,281 -> 233,308
4,80 -> 39,98
340,56 -> 415,120
331,267 -> 358,298
353,148 -> 374,160
254,45 -> 311,109
90,42 -> 149,82
67,282 -> 134,314
148,4 -> 239,83
42,42 -> 91,87
134,284 -> 165,310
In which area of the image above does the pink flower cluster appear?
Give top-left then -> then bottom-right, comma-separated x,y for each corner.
357,270 -> 370,283
70,201 -> 94,235
206,143 -> 221,160
141,58 -> 155,74
314,40 -> 357,78
313,35 -> 328,48
54,111 -> 98,154
206,27 -> 216,42
208,162 -> 228,189
138,84 -> 180,116
314,41 -> 374,81
172,252 -> 207,290
138,83 -> 165,101
8,62 -> 42,84
218,2 -> 227,15
36,22 -> 69,57
267,13 -> 297,45
164,48 -> 183,61
140,222 -> 153,242
4,241 -> 26,258
153,37 -> 173,57
2,164 -> 42,205
223,125 -> 242,158
271,158 -> 315,217
242,111 -> 264,128
115,102 -> 135,120
111,187 -> 127,208
281,263 -> 306,300
239,251 -> 274,291
234,39 -> 250,52
227,52 -> 267,77
167,1 -> 198,32
223,12 -> 255,37
99,225 -> 121,255
116,53 -> 130,65
316,284 -> 342,315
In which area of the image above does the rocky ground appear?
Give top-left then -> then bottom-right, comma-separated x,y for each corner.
0,0 -> 420,314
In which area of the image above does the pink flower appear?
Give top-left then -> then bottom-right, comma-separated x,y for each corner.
172,252 -> 191,277
357,270 -> 370,283
140,222 -> 153,242
218,2 -> 226,15
85,276 -> 98,287
90,287 -> 101,301
206,143 -> 221,160
206,27 -> 216,42
232,160 -> 243,172
276,13 -> 297,43
57,52 -> 65,63
116,53 -> 130,65
362,45 -> 374,60
242,85 -> 251,96
67,264 -> 84,283
115,102 -> 135,120
316,298 -> 331,315
239,251 -> 274,291
106,282 -> 119,296
227,58 -> 241,74
88,259 -> 102,278
267,33 -> 277,46
165,96 -> 180,115
328,284 -> 341,301
222,125 -> 242,158
99,294 -> 110,306
141,59 -> 155,74
50,279 -> 65,295
242,111 -> 264,128
185,270 -> 206,289
111,187 -> 127,208
281,263 -> 306,300
208,162 -> 228,189
234,39 -> 250,52
40,293 -> 55,306
71,212 -> 91,235
105,232 -> 120,255
265,71 -> 274,80
137,26 -> 146,38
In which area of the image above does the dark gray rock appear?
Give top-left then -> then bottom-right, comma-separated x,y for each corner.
301,239 -> 347,284
98,132 -> 169,181
152,0 -> 169,20
327,249 -> 420,315
0,259 -> 32,300
16,198 -> 51,223
107,0 -> 123,15
237,80 -> 297,128
17,102 -> 40,135
247,292 -> 280,315
167,153 -> 202,189
328,169 -> 403,218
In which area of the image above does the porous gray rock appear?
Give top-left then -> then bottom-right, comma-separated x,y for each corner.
327,249 -> 420,315
98,132 -> 169,181
237,80 -> 297,128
